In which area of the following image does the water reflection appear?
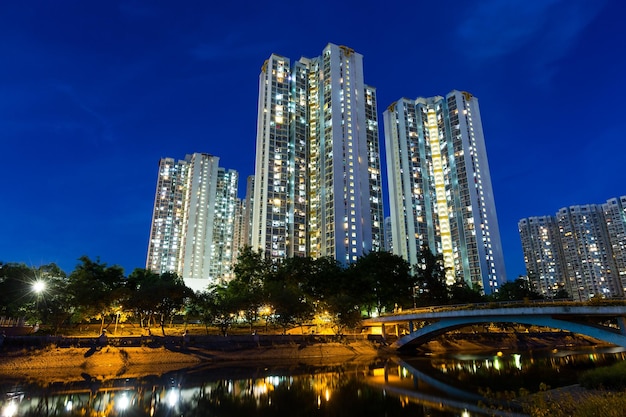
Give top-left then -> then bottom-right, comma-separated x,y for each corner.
1,348 -> 624,417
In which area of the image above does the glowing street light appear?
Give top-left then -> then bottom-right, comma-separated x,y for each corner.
32,280 -> 46,294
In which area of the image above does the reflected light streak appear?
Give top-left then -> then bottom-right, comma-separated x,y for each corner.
116,393 -> 130,411
2,401 -> 17,417
167,388 -> 179,408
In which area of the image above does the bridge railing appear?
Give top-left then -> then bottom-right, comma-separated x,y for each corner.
381,298 -> 626,317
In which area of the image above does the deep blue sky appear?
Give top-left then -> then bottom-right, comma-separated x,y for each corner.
2,0 -> 624,278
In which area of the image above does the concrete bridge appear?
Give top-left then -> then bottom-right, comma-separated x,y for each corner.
363,303 -> 626,350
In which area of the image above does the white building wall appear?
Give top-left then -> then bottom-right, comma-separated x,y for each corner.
383,91 -> 506,293
251,44 -> 382,264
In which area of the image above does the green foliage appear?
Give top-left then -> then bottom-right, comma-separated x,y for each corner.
126,268 -> 161,327
231,247 -> 272,328
579,361 -> 626,390
347,251 -> 413,314
524,389 -> 626,417
449,279 -> 485,304
0,262 -> 71,334
201,283 -> 239,335
492,277 -> 543,302
126,268 -> 193,335
67,256 -> 126,332
265,257 -> 315,333
553,288 -> 571,300
0,262 -> 39,318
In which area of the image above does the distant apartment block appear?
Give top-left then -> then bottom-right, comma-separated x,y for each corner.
519,196 -> 626,301
518,216 -> 566,297
232,176 -> 255,265
146,153 -> 238,291
251,43 -> 383,264
384,91 -> 506,294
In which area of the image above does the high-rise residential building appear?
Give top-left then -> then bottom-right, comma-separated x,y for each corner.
603,196 -> 626,294
557,204 -> 621,300
251,43 -> 383,264
519,196 -> 626,301
146,157 -> 188,275
518,216 -> 566,297
146,153 -> 238,291
208,167 -> 238,282
383,91 -> 506,294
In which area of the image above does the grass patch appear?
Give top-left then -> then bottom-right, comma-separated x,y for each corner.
524,389 -> 626,417
579,360 -> 626,390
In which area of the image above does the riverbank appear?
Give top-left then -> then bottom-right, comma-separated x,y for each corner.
0,331 -> 609,384
0,340 -> 382,384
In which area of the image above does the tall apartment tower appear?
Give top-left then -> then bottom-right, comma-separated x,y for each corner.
602,196 -> 626,294
383,91 -> 506,294
252,43 -> 383,264
557,204 -> 622,300
518,216 -> 566,297
208,168 -> 238,282
146,156 -> 188,275
146,153 -> 238,291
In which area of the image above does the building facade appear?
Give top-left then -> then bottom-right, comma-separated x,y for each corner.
383,91 -> 506,294
519,196 -> 626,301
145,156 -> 188,275
146,153 -> 238,290
518,216 -> 566,297
557,204 -> 621,300
251,43 -> 384,264
603,196 -> 626,295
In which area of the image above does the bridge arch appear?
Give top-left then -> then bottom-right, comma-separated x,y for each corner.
394,315 -> 626,350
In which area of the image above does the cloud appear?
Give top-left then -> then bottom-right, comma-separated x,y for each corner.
457,0 -> 607,79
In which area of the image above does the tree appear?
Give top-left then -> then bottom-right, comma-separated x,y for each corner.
347,251 -> 413,315
324,290 -> 362,336
553,288 -> 571,300
126,268 -> 161,329
449,279 -> 485,304
194,284 -> 239,336
31,264 -> 73,334
150,272 -> 194,336
231,247 -> 272,329
493,277 -> 543,302
414,246 -> 449,306
67,256 -> 126,333
0,262 -> 37,318
0,262 -> 72,333
265,257 -> 315,334
299,256 -> 344,306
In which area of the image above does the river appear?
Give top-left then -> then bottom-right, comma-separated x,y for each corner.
1,346 -> 624,416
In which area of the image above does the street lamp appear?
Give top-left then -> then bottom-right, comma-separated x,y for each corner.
32,280 -> 46,294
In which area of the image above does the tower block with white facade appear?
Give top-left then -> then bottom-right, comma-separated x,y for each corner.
384,91 -> 506,294
146,153 -> 238,292
252,44 -> 383,264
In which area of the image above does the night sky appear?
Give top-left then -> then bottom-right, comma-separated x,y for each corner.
2,0 -> 624,278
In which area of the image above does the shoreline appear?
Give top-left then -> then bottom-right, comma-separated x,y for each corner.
0,340 -> 385,384
0,331 -> 610,384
